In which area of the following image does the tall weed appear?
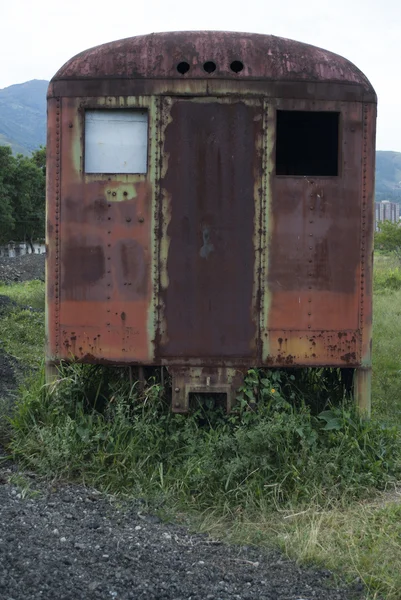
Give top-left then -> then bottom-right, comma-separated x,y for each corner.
10,366 -> 401,510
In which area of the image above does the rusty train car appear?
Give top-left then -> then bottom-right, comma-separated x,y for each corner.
46,31 -> 376,413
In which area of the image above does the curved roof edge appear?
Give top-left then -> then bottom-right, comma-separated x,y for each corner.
51,31 -> 375,98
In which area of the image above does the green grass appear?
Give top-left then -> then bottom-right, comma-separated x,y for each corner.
373,254 -> 401,294
0,280 -> 45,448
0,279 -> 45,310
198,494 -> 401,600
1,259 -> 401,599
9,368 -> 400,507
0,280 -> 45,369
372,254 -> 401,428
372,295 -> 401,425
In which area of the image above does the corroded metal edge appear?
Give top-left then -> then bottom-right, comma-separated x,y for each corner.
261,98 -> 272,362
359,104 -> 368,363
45,97 -> 61,364
49,79 -> 375,104
156,97 -> 173,353
151,96 -> 162,361
359,102 -> 376,368
55,99 -> 61,357
170,366 -> 245,412
50,31 -> 376,98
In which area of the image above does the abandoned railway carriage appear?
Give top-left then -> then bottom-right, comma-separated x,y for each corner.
46,31 -> 376,413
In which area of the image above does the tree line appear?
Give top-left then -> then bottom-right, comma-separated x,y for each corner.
375,220 -> 401,260
0,145 -> 46,248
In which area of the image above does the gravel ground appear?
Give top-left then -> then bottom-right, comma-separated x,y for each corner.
0,254 -> 365,600
0,253 -> 45,284
0,469 -> 365,600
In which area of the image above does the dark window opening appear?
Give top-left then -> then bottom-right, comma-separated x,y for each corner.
177,61 -> 190,75
203,61 -> 216,74
230,60 -> 244,73
276,111 -> 339,176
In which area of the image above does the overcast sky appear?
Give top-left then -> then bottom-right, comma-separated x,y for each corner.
1,0 -> 399,151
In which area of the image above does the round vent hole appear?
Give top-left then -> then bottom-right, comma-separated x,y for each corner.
177,62 -> 190,75
230,60 -> 244,73
203,61 -> 216,74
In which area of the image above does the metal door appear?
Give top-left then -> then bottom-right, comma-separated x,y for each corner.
158,97 -> 264,363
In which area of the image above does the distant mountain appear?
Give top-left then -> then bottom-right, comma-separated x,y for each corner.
0,80 -> 48,155
375,151 -> 401,202
0,79 -> 401,201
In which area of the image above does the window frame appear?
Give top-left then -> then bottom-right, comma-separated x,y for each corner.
75,96 -> 156,183
84,108 -> 149,175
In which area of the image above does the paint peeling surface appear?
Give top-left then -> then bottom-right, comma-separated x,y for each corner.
267,101 -> 363,335
47,96 -> 158,363
46,31 -> 376,375
51,31 -> 374,98
158,98 -> 261,361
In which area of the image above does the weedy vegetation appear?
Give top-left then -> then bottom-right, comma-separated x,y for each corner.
0,280 -> 45,368
0,253 -> 401,599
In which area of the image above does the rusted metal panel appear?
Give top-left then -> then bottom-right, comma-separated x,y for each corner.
157,97 -> 263,362
46,94 -> 375,369
359,102 -> 376,368
48,32 -> 376,104
45,97 -> 61,362
49,96 -> 159,364
170,366 -> 245,412
52,32 -> 375,99
261,100 -> 366,366
265,330 -> 361,367
49,79 -> 372,104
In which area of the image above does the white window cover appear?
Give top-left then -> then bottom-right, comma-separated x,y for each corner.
85,110 -> 148,174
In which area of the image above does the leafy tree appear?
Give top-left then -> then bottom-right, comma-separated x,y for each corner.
31,146 -> 46,175
375,220 -> 401,261
0,145 -> 46,247
0,146 -> 16,243
12,153 -> 46,249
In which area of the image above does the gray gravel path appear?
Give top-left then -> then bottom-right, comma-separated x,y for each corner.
0,465 -> 365,600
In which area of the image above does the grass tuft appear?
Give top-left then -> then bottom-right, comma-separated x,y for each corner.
372,255 -> 401,426
0,279 -> 45,310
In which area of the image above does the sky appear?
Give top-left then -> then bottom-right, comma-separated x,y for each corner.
1,0 -> 400,151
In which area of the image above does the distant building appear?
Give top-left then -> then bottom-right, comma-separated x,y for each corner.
375,200 -> 400,230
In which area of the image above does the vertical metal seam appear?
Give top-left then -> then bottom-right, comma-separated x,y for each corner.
154,96 -> 162,358
259,99 -> 269,362
55,97 -> 61,357
359,103 -> 368,358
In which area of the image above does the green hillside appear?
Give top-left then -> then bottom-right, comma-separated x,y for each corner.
0,80 -> 48,155
375,151 -> 401,201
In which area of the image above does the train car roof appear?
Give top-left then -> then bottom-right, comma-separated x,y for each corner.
51,31 -> 375,100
